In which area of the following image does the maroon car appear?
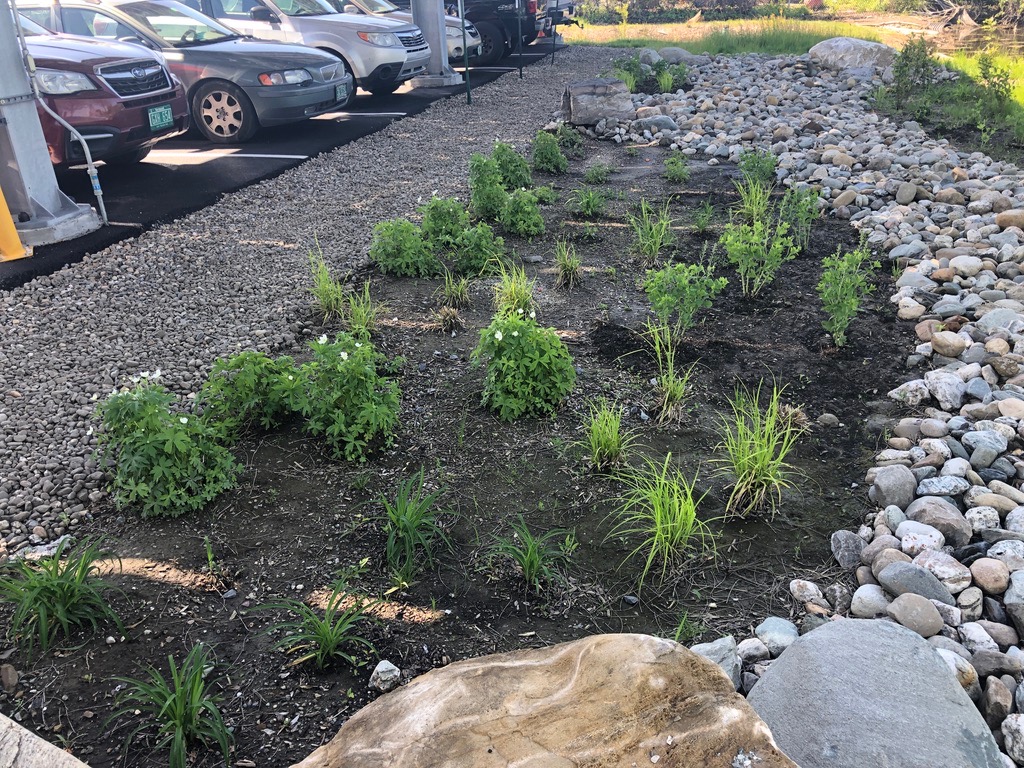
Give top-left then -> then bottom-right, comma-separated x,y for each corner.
20,16 -> 189,167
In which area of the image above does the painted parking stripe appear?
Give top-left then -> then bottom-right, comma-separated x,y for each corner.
318,111 -> 408,118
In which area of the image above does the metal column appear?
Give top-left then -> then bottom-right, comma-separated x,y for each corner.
409,0 -> 462,87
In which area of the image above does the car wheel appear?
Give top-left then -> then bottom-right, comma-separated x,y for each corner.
192,81 -> 258,144
523,30 -> 538,45
104,147 -> 152,166
475,21 -> 506,66
368,81 -> 401,96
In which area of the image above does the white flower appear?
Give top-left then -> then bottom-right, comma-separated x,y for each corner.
318,334 -> 328,344
529,310 -> 536,319
153,368 -> 162,380
355,342 -> 362,348
179,417 -> 188,425
86,426 -> 93,436
517,308 -> 524,315
287,375 -> 294,381
512,331 -> 519,337
340,351 -> 349,361
494,330 -> 503,341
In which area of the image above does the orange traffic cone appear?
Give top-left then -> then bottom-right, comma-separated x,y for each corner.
0,183 -> 29,261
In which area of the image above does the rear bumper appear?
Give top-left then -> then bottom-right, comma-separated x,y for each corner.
247,75 -> 354,125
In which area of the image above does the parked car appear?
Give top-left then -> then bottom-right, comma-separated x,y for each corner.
177,0 -> 431,95
19,0 -> 355,142
323,0 -> 480,64
439,0 -> 535,66
18,14 -> 189,167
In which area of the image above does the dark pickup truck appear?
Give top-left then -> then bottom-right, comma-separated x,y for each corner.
389,0 -> 535,65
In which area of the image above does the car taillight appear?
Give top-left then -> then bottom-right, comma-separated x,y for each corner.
526,0 -> 537,13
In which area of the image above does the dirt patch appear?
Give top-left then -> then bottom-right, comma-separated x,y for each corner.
0,140 -> 911,767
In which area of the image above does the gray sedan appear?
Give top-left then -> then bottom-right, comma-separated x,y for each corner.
19,0 -> 355,142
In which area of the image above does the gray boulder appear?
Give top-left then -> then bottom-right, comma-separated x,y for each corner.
561,79 -> 636,126
689,635 -> 741,691
747,619 -> 1002,767
633,115 -> 677,134
808,37 -> 897,71
878,561 -> 955,606
658,46 -> 691,64
870,465 -> 916,511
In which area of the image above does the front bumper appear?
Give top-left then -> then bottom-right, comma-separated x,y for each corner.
398,47 -> 431,82
447,33 -> 482,61
246,75 -> 354,126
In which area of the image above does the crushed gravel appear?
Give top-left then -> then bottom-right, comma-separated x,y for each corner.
0,47 -> 620,555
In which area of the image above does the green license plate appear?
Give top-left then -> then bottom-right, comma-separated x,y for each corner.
147,104 -> 174,132
335,83 -> 347,102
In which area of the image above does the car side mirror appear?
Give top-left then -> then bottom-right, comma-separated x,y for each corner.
342,4 -> 359,12
117,34 -> 154,48
249,6 -> 279,22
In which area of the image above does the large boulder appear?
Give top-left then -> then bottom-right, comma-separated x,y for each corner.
809,37 -> 897,71
0,713 -> 89,767
291,634 -> 797,768
561,79 -> 636,126
747,619 -> 1002,768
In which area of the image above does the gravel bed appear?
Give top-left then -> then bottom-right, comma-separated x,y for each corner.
0,47 -> 619,555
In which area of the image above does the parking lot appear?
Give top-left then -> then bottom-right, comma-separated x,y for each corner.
0,45 -> 561,290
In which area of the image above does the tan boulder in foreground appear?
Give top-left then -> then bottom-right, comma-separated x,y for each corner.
0,713 -> 89,767
291,633 -> 797,768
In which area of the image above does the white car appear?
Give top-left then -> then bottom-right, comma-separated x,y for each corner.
329,0 -> 481,63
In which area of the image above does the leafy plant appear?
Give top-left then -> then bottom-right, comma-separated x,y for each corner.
570,188 -> 606,218
492,141 -> 533,190
262,578 -> 374,670
419,196 -> 469,252
532,130 -> 569,175
378,469 -> 450,584
554,240 -> 582,291
452,222 -> 505,276
733,178 -> 772,223
719,218 -> 796,297
469,153 -> 510,221
369,218 -> 441,277
436,270 -> 471,308
584,163 -> 613,184
892,36 -> 936,99
737,149 -> 778,187
693,201 -> 715,233
671,611 -> 703,644
656,68 -> 674,93
582,399 -> 637,470
201,350 -> 302,437
309,246 -> 347,321
612,67 -> 638,92
98,379 -> 239,518
644,321 -> 696,425
608,454 -> 714,589
627,199 -> 675,265
817,243 -> 878,346
663,154 -> 691,183
493,261 -> 536,316
491,516 -> 573,592
472,312 -> 576,421
611,54 -> 688,94
532,185 -> 559,205
777,186 -> 819,252
978,52 -> 1012,105
644,262 -> 727,331
343,281 -> 384,339
111,644 -> 232,768
499,189 -> 545,238
716,380 -> 805,517
0,538 -> 121,654
556,123 -> 585,158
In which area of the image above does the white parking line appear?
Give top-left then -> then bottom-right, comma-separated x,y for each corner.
315,111 -> 408,119
144,149 -> 308,166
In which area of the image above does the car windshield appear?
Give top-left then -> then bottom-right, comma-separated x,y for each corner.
118,1 -> 239,46
271,0 -> 334,16
350,0 -> 399,13
18,15 -> 51,35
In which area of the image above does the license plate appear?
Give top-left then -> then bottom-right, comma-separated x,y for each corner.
335,83 -> 348,102
147,104 -> 174,132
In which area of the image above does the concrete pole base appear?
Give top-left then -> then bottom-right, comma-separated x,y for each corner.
17,202 -> 101,247
410,71 -> 464,88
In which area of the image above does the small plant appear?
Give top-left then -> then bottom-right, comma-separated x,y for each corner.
203,536 -> 221,579
492,141 -> 533,190
978,52 -> 1012,105
472,312 -> 576,421
493,261 -> 536,316
343,281 -> 384,339
778,186 -> 819,252
309,246 -> 347,321
431,305 -> 464,334
584,163 -> 613,184
625,145 -> 640,158
532,130 -> 569,175
817,243 -> 878,347
98,379 -> 239,518
452,222 -> 505,276
733,178 -> 772,223
556,123 -> 584,158
532,185 -> 558,205
892,36 -> 936,99
608,454 -> 715,589
570,188 -> 606,218
554,240 -> 582,291
582,399 -> 637,470
200,350 -> 301,437
644,262 -> 727,332
656,68 -> 674,94
111,644 -> 232,768
613,67 -> 638,92
693,201 -> 715,233
644,321 -> 696,425
738,149 -> 778,187
611,53 -> 688,94
499,189 -> 545,238
0,538 -> 121,654
419,195 -> 469,252
378,469 -> 450,584
716,381 -> 805,517
719,218 -> 796,297
627,199 -> 675,265
663,154 -> 690,184
262,578 -> 374,669
491,516 -> 572,592
671,611 -> 703,644
436,270 -> 471,308
469,153 -> 510,221
369,218 -> 441,277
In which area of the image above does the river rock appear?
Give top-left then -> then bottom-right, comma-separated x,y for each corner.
996,210 -> 1024,230
896,520 -> 945,556
971,558 -> 1011,595
851,584 -> 890,617
747,619 -> 1002,768
936,649 -> 981,701
755,617 -> 799,658
924,369 -> 966,411
289,634 -> 797,768
870,464 -> 917,511
905,497 -> 973,548
886,593 -> 943,637
1003,570 -> 1024,636
913,549 -> 973,594
832,529 -> 866,569
561,79 -> 636,126
690,635 -> 742,691
878,562 -> 955,605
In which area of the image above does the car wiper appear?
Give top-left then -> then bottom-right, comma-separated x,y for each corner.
174,34 -> 239,46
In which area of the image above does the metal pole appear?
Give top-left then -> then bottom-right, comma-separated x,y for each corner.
458,0 -> 470,105
516,0 -> 523,79
549,12 -> 555,64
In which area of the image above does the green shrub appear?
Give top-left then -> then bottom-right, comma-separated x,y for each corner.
491,516 -> 574,592
719,218 -> 796,297
469,153 -> 510,221
492,141 -> 533,190
738,149 -> 778,186
532,184 -> 559,205
693,201 -> 715,233
378,469 -> 450,584
645,262 -> 727,331
302,333 -> 400,461
556,123 -> 585,158
111,644 -> 232,768
817,244 -> 878,347
493,262 -> 536,317
499,189 -> 545,237
369,218 -> 441,277
452,222 -> 505,276
532,130 -> 569,174
420,196 -> 470,252
200,350 -> 303,437
570,188 -> 606,218
98,379 -> 238,518
309,247 -> 347,321
0,538 -> 121,654
582,398 -> 637,470
778,186 -> 819,252
627,199 -> 675,264
892,36 -> 936,99
472,313 -> 576,420
584,163 -> 613,184
663,154 -> 691,183
554,240 -> 582,291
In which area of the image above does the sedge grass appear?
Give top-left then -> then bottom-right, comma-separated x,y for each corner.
554,240 -> 583,291
491,516 -> 572,592
644,321 -> 696,425
493,261 -> 537,316
628,199 -> 675,265
378,469 -> 450,585
582,399 -> 639,471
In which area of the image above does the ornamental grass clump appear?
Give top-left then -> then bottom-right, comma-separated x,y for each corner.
369,218 -> 442,277
532,130 -> 569,174
643,321 -> 697,425
817,243 -> 878,347
570,188 -> 606,218
733,178 -> 772,223
493,261 -> 536,317
554,239 -> 582,291
663,154 -> 691,184
469,153 -> 509,221
472,312 -> 576,421
719,218 -> 796,297
491,516 -> 574,592
582,398 -> 638,471
309,246 -> 347,321
644,261 -> 726,332
492,141 -> 533,190
778,185 -> 819,252
716,380 -> 805,517
628,199 -> 675,265
608,454 -> 715,590
343,281 -> 385,339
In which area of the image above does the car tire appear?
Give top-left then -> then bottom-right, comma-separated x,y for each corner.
104,147 -> 152,166
475,20 -> 506,66
192,81 -> 258,144
523,29 -> 538,45
368,81 -> 401,96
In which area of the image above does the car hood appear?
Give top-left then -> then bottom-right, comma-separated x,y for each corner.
165,36 -> 338,66
290,12 -> 417,32
25,33 -> 162,68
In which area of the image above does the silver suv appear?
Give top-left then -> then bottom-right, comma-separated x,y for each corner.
328,0 -> 480,63
190,0 -> 430,95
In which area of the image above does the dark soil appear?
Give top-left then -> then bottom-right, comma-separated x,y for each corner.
1,140 -> 912,768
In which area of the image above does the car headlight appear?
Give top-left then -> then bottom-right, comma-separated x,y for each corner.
257,69 -> 313,86
357,30 -> 401,47
36,69 -> 97,95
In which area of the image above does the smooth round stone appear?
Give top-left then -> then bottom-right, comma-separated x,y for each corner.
789,579 -> 823,603
861,534 -> 901,566
886,593 -> 944,638
920,418 -> 950,438
897,520 -> 946,556
951,254 -> 984,277
851,584 -> 890,618
966,506 -> 1002,533
936,648 -> 981,700
971,558 -> 1011,595
940,458 -> 973,478
987,338 -> 1012,356
998,398 -> 1024,420
754,617 -> 800,658
931,331 -> 968,358
914,549 -> 973,595
960,621 -> 1001,653
872,547 -> 912,580
1006,507 -> 1024,533
989,540 -> 1024,572
915,476 -> 971,497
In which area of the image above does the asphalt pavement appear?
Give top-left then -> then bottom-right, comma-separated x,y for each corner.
0,43 -> 563,290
